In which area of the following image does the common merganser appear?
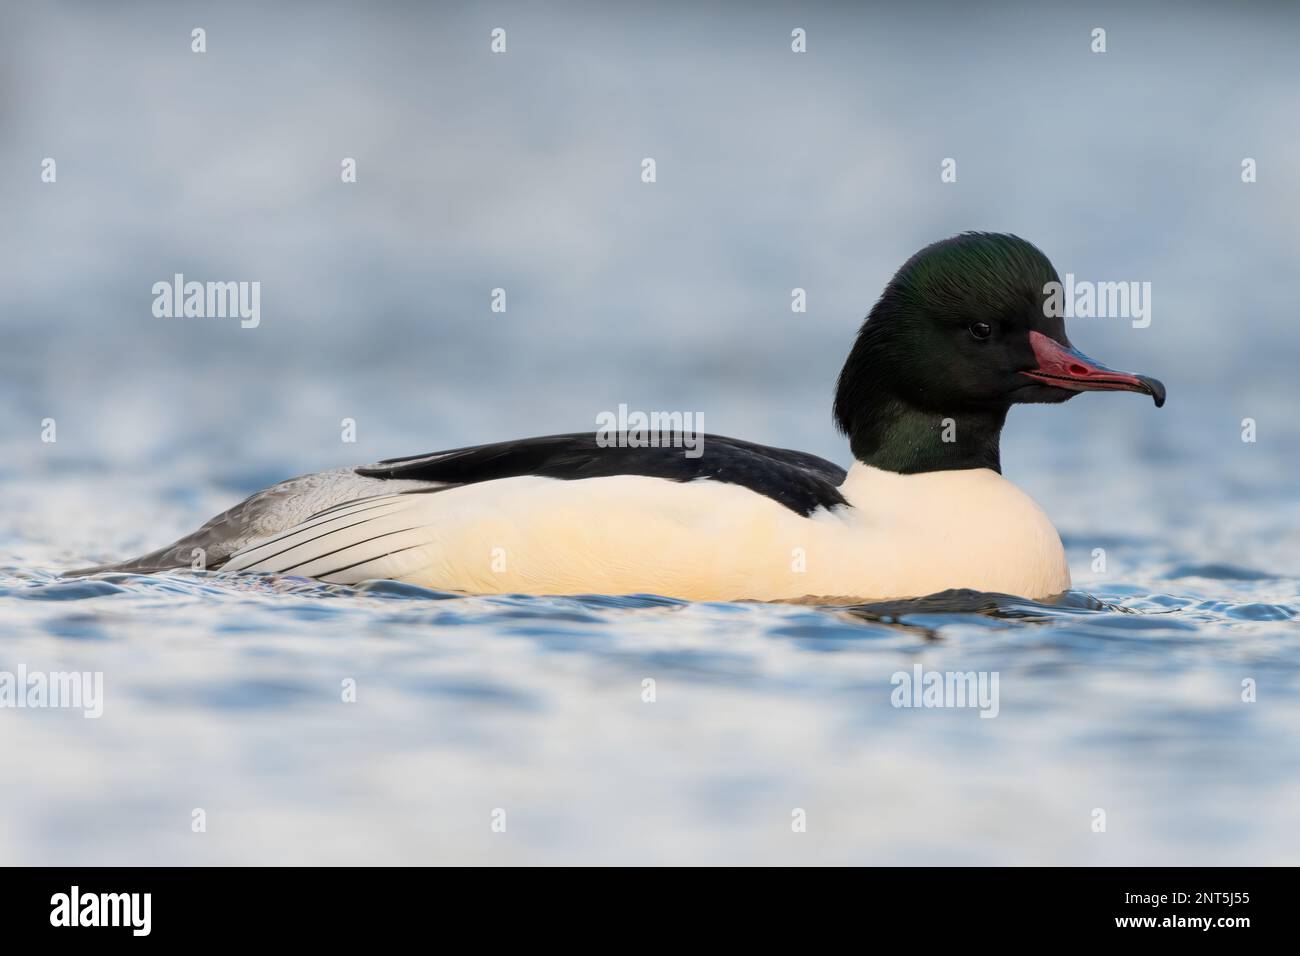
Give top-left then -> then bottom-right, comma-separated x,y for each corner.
71,233 -> 1165,601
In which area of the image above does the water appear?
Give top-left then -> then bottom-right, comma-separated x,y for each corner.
2,467 -> 1297,865
2,1 -> 1299,864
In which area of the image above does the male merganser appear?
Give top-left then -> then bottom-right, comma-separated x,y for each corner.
71,233 -> 1165,601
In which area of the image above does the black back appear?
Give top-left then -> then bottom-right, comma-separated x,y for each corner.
355,432 -> 848,516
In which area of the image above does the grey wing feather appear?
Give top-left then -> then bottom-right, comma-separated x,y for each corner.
66,468 -> 439,576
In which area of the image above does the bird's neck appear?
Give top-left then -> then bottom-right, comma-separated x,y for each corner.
846,397 -> 1007,474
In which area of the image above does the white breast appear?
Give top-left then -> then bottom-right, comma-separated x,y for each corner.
828,464 -> 1071,600
223,463 -> 1070,602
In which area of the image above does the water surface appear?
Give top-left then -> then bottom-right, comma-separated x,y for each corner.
1,469 -> 1296,865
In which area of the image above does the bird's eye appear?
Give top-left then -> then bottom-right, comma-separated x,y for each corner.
969,321 -> 992,341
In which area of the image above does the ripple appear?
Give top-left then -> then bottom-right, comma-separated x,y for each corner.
1169,563 -> 1278,581
352,580 -> 464,601
13,579 -> 127,601
1225,602 -> 1296,621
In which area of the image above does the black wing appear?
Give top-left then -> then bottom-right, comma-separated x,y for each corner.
355,432 -> 848,516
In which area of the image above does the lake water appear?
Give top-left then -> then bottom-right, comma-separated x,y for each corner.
1,454 -> 1297,865
2,2 -> 1298,865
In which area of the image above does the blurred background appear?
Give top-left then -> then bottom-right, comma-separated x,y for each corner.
0,1 -> 1297,865
2,0 -> 1297,559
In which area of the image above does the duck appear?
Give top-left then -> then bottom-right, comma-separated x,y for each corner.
70,233 -> 1165,602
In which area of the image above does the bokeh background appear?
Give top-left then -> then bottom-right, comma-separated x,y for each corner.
1,1 -> 1297,865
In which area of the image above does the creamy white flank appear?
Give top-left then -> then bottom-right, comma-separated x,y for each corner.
222,463 -> 1071,602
